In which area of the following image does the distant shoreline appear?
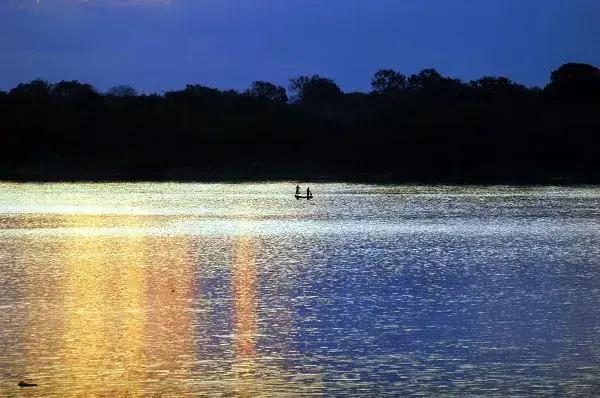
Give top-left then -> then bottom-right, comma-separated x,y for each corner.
2,63 -> 599,187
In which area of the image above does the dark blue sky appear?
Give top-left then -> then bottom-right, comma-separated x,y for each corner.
1,0 -> 598,93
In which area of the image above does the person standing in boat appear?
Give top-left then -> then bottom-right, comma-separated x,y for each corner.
296,185 -> 301,195
307,187 -> 311,197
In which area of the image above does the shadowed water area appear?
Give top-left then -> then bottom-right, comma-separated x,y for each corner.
0,183 -> 599,397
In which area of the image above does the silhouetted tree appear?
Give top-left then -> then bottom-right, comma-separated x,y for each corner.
245,81 -> 288,104
371,69 -> 408,96
222,89 -> 241,98
0,62 -> 598,183
406,68 -> 467,100
9,79 -> 52,99
545,63 -> 600,100
408,69 -> 444,91
51,80 -> 99,99
471,76 -> 512,89
106,85 -> 138,97
470,76 -> 531,102
551,63 -> 600,84
165,84 -> 224,101
289,75 -> 342,104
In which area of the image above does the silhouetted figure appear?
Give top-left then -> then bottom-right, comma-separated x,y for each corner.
296,185 -> 300,195
307,187 -> 311,197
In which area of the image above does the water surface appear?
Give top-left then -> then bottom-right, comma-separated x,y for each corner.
0,183 -> 599,396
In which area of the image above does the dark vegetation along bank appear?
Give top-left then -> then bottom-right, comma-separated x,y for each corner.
1,62 -> 599,183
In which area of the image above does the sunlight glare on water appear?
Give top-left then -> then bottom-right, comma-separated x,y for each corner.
0,183 -> 599,397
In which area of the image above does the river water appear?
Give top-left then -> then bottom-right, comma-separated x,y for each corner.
0,183 -> 599,397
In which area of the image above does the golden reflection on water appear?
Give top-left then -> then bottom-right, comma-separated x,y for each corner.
142,232 -> 196,395
233,237 -> 259,361
16,214 -> 198,396
0,184 -> 325,396
228,237 -> 318,397
3,213 -> 312,396
60,232 -> 148,395
232,237 -> 259,396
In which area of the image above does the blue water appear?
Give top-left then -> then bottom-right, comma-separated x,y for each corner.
0,183 -> 599,396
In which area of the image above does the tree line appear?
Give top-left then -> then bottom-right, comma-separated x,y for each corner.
0,62 -> 599,182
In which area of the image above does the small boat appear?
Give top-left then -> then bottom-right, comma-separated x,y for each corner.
18,381 -> 37,388
295,194 -> 313,200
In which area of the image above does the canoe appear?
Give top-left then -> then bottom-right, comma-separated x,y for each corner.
295,194 -> 313,200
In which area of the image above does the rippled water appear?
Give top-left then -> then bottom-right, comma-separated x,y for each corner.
0,183 -> 599,397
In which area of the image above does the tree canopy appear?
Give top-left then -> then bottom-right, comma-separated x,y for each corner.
289,75 -> 343,104
245,81 -> 288,104
106,85 -> 139,97
0,62 -> 598,182
546,63 -> 600,100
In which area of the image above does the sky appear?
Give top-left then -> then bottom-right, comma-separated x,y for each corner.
1,0 -> 599,93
